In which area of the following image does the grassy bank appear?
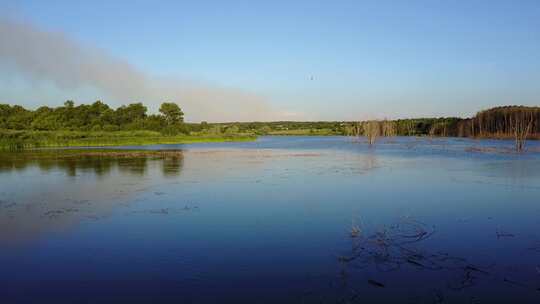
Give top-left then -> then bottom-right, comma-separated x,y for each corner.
0,130 -> 256,151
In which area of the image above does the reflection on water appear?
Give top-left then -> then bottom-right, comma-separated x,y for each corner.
0,150 -> 184,177
1,137 -> 540,303
0,150 -> 184,246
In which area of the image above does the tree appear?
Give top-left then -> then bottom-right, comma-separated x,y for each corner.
64,100 -> 74,108
115,103 -> 147,126
511,110 -> 534,152
159,102 -> 184,125
382,120 -> 396,136
363,121 -> 381,146
225,125 -> 240,134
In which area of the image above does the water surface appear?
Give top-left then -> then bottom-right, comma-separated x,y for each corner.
1,136 -> 540,303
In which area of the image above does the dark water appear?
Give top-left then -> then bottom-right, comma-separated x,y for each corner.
1,136 -> 540,303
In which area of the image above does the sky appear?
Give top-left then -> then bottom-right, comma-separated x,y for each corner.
1,0 -> 539,122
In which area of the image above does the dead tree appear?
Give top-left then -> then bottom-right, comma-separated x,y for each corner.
363,121 -> 381,146
511,111 -> 534,152
382,120 -> 396,137
406,121 -> 416,136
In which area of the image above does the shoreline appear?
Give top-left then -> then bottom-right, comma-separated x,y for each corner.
2,132 -> 540,152
0,132 -> 257,151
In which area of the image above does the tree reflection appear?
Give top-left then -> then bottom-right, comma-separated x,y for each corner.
0,150 -> 184,177
0,150 -> 185,246
161,154 -> 184,177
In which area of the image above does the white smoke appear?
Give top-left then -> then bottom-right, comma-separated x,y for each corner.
0,18 -> 284,122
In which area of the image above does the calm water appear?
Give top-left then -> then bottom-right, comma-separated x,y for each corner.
1,136 -> 540,303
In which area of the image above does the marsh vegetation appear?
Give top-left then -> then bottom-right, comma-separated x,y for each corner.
0,101 -> 254,150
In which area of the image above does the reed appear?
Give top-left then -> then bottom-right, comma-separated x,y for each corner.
0,130 -> 256,151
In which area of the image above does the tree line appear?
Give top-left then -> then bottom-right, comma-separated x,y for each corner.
338,106 -> 539,151
0,101 -> 188,135
1,101 -> 538,147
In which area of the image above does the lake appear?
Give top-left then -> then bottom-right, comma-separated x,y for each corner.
1,136 -> 540,303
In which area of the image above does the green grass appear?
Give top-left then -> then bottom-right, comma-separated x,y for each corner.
0,130 -> 256,151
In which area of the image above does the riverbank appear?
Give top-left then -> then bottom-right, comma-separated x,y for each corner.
0,130 -> 256,151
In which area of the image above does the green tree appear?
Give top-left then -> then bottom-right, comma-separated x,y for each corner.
159,102 -> 184,125
225,125 -> 240,134
64,100 -> 75,108
115,103 -> 147,127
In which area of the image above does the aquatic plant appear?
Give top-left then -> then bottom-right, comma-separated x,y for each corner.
336,217 -> 488,300
336,217 -> 540,302
350,219 -> 361,238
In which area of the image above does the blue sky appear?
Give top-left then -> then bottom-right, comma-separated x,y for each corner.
1,0 -> 540,121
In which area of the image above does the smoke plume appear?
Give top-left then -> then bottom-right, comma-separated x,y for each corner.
0,18 -> 281,122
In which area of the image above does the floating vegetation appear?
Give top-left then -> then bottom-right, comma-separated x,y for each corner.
149,208 -> 170,215
526,240 -> 540,252
367,279 -> 385,288
349,219 -> 361,238
338,218 -> 490,298
465,146 -> 515,154
334,217 -> 539,301
0,200 -> 16,209
431,289 -> 445,304
336,218 -> 467,274
72,199 -> 91,205
464,144 -> 540,155
127,205 -> 199,216
447,265 -> 490,291
496,228 -> 515,239
503,277 -> 529,289
42,207 -> 79,219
